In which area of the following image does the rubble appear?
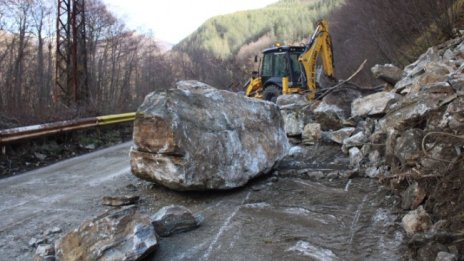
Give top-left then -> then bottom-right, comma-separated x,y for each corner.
130,80 -> 289,191
358,35 -> 464,257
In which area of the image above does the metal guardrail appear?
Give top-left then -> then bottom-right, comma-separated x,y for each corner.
0,112 -> 136,144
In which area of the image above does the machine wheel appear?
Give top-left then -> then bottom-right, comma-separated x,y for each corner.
263,85 -> 281,103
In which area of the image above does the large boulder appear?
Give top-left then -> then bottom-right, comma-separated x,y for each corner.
130,81 -> 289,191
55,207 -> 158,261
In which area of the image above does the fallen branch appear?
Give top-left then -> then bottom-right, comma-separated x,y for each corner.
318,59 -> 368,99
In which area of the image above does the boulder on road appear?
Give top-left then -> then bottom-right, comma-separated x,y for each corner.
55,206 -> 158,261
130,81 -> 289,191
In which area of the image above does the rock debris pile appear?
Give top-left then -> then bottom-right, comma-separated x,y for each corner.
279,35 -> 464,260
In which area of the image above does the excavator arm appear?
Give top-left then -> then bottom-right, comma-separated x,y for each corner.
298,19 -> 334,99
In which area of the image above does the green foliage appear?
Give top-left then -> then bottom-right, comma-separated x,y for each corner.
175,0 -> 343,58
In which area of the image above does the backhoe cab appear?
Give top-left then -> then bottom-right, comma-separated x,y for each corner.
244,19 -> 335,102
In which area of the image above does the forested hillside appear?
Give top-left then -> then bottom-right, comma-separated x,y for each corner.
0,0 -> 461,127
175,0 -> 343,59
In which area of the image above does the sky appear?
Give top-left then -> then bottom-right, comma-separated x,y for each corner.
101,0 -> 278,44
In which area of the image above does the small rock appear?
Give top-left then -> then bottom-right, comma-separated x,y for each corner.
125,184 -> 137,191
402,206 -> 432,236
371,64 -> 405,85
44,227 -> 62,236
82,143 -> 96,150
401,182 -> 426,210
368,150 -> 381,166
35,244 -> 55,259
343,132 -> 368,151
365,166 -> 381,178
302,123 -> 321,145
349,147 -> 363,169
276,94 -> 310,109
421,81 -> 455,94
305,171 -> 325,179
314,103 -> 345,131
431,220 -> 448,233
151,205 -> 200,237
351,91 -> 402,117
435,252 -> 457,261
29,237 -> 46,248
34,152 -> 47,160
394,129 -> 423,167
102,195 -> 139,206
281,110 -> 305,137
321,127 -> 355,144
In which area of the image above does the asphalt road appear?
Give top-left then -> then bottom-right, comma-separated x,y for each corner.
0,142 -> 408,260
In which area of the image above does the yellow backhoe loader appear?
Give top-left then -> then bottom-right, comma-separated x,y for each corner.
244,19 -> 335,102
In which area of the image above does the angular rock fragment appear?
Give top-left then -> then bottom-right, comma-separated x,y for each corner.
402,206 -> 432,236
151,205 -> 200,237
34,244 -> 55,261
321,127 -> 355,144
371,64 -> 405,85
394,129 -> 423,167
401,182 -> 426,210
302,123 -> 321,145
102,195 -> 139,207
351,91 -> 402,117
55,206 -> 158,261
130,81 -> 289,191
349,147 -> 363,168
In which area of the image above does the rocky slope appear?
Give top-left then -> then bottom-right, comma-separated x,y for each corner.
281,34 -> 464,260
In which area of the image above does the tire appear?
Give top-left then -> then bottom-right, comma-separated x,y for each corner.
262,85 -> 281,103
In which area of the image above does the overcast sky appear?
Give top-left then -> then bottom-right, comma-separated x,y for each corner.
101,0 -> 278,44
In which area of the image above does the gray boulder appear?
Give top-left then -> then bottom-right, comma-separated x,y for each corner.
151,205 -> 200,237
130,81 -> 289,191
55,207 -> 158,261
371,64 -> 405,85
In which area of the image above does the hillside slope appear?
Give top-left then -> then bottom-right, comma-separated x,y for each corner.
174,0 -> 343,58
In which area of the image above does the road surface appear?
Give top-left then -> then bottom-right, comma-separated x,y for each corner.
0,142 -> 407,260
